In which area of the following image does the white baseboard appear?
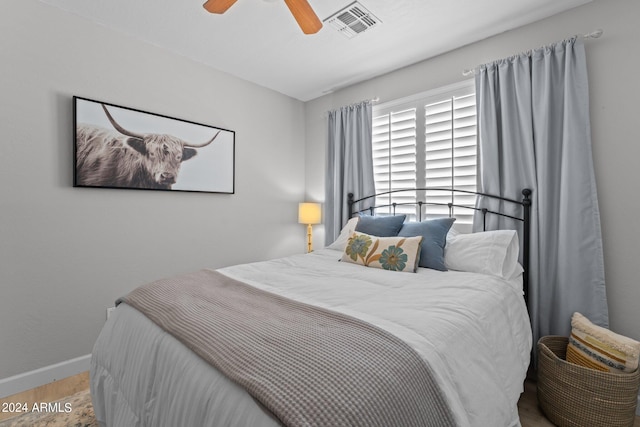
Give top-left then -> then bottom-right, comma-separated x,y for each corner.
0,354 -> 91,398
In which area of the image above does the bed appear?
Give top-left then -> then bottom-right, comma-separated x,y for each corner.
90,188 -> 533,427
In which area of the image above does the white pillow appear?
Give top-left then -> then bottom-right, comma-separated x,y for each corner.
446,222 -> 472,241
444,230 -> 523,280
327,217 -> 359,251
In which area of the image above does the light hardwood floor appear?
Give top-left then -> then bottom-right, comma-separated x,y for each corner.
518,379 -> 561,426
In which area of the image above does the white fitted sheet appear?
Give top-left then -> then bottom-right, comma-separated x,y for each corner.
91,248 -> 531,427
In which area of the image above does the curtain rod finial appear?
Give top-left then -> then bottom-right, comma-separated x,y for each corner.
584,29 -> 603,38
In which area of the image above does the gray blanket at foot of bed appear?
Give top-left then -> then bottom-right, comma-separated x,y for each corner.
118,269 -> 456,427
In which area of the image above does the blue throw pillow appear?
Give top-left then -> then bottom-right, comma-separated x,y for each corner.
398,218 -> 456,271
355,214 -> 406,237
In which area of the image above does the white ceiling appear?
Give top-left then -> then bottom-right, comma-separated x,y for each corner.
39,0 -> 592,101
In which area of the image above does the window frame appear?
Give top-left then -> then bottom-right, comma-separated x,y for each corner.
372,79 -> 476,222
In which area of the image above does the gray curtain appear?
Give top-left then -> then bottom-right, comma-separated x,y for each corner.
325,101 -> 375,245
474,37 -> 608,350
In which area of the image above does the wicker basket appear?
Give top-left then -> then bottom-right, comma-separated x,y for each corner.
537,335 -> 640,427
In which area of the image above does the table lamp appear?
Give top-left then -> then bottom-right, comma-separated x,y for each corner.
298,202 -> 321,253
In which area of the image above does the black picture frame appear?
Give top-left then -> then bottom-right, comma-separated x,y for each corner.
73,96 -> 235,194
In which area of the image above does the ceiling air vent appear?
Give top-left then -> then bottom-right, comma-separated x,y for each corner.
324,1 -> 381,39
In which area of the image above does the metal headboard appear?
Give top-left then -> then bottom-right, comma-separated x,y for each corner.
347,188 -> 532,303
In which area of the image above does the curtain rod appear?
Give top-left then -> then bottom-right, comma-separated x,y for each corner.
332,97 -> 379,110
323,97 -> 380,118
461,29 -> 604,77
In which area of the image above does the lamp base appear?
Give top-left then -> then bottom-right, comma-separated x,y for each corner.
306,224 -> 313,253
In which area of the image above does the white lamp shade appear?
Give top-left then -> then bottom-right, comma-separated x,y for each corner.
298,203 -> 321,225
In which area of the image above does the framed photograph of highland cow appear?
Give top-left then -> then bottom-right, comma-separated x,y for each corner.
73,96 -> 235,194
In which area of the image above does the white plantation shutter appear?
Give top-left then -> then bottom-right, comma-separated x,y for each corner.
373,80 -> 477,223
424,92 -> 477,222
372,108 -> 417,219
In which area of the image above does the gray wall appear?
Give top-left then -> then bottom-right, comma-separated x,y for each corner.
0,1 -> 306,378
305,0 -> 640,342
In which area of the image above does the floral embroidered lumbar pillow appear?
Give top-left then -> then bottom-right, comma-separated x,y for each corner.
341,231 -> 423,273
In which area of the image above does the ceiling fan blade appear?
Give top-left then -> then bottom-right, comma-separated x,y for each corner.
283,0 -> 323,34
203,0 -> 238,14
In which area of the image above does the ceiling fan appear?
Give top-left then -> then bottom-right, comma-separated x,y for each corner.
203,0 -> 323,35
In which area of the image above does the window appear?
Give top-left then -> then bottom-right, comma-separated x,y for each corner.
372,80 -> 477,223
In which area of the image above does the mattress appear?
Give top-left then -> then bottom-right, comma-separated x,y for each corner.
90,248 -> 532,427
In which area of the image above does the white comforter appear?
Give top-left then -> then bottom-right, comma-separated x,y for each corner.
91,248 -> 532,427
